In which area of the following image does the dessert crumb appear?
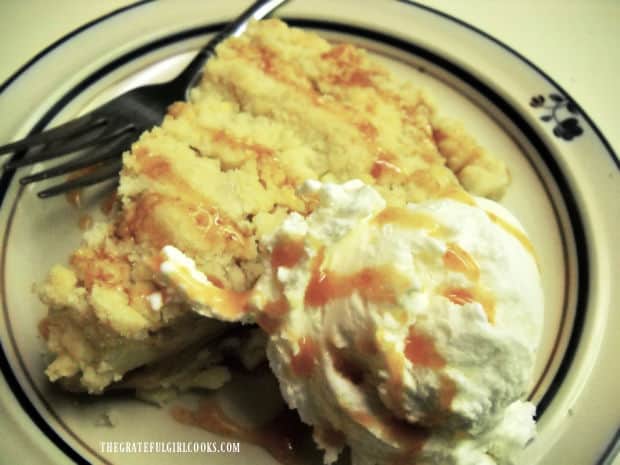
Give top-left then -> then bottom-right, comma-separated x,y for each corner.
78,214 -> 93,231
95,409 -> 119,427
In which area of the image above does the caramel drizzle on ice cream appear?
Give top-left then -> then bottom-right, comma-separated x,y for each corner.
175,272 -> 251,320
271,237 -> 306,269
373,206 -> 447,236
329,343 -> 366,385
254,237 -> 305,333
442,286 -> 496,324
440,186 -> 477,206
486,211 -> 536,259
372,205 -> 496,323
440,186 -> 537,262
440,242 -> 496,322
443,242 -> 480,281
404,326 -> 456,416
404,326 -> 445,369
290,337 -> 318,377
256,297 -> 289,334
304,248 -> 412,307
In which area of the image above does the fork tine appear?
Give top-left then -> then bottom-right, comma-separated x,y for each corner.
5,123 -> 134,171
19,134 -> 132,185
0,113 -> 106,156
36,159 -> 122,199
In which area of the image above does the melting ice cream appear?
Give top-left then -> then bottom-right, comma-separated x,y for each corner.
160,180 -> 543,465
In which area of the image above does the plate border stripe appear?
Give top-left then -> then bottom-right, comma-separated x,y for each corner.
0,3 -> 610,463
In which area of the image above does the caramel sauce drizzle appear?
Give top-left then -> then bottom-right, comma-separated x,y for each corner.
256,297 -> 289,334
304,249 -> 411,308
70,247 -> 131,290
134,149 -> 245,230
255,237 -> 305,334
100,190 -> 118,215
441,242 -> 495,322
438,186 -> 537,262
438,375 -> 456,412
439,186 -> 476,206
329,344 -> 365,385
435,189 -> 537,324
432,127 -> 448,145
356,121 -> 378,140
404,326 -> 445,369
228,39 -> 448,190
443,242 -> 480,281
373,207 -> 446,237
121,149 -> 250,254
120,193 -> 169,249
384,346 -> 406,418
158,254 -> 251,320
271,237 -> 306,270
290,337 -> 318,377
355,334 -> 379,356
212,129 -> 274,160
138,153 -> 171,179
322,44 -> 383,88
404,327 -> 456,418
442,286 -> 496,324
370,158 -> 402,179
78,214 -> 93,231
486,211 -> 536,259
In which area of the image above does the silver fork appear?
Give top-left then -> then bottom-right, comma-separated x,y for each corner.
0,0 -> 288,198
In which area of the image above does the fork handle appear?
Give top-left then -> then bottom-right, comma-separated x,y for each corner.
176,0 -> 290,97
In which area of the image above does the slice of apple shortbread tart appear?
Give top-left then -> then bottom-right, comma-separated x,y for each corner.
38,19 -> 509,395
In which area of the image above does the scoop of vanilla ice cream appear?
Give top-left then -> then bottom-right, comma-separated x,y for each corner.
250,179 -> 543,465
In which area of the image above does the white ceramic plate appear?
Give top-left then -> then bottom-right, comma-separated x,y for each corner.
0,1 -> 618,464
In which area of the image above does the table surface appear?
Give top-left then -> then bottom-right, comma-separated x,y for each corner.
0,1 -> 617,465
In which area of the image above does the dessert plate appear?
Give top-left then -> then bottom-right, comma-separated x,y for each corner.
0,1 -> 618,464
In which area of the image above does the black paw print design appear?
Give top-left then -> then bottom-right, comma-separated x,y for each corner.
530,93 -> 583,141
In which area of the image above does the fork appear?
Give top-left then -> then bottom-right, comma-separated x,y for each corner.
0,0 -> 288,199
